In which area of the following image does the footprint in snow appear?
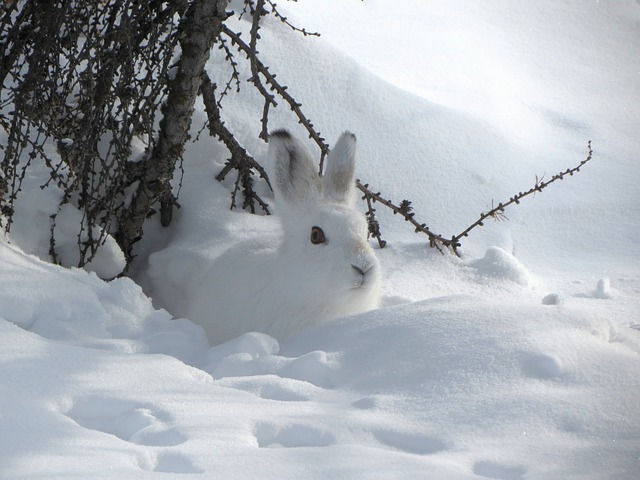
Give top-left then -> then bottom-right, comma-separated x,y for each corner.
149,451 -> 204,474
372,429 -> 448,455
136,450 -> 203,474
218,376 -> 315,402
64,396 -> 187,447
473,461 -> 527,480
278,350 -> 336,389
254,422 -> 336,448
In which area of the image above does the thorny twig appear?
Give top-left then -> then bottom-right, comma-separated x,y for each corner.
200,71 -> 271,214
361,183 -> 386,249
248,0 -> 275,142
355,141 -> 593,256
265,0 -> 320,37
221,24 -> 329,171
215,35 -> 242,105
356,180 -> 448,254
450,141 -> 593,254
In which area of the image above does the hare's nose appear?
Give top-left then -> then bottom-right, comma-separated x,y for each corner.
352,265 -> 366,276
352,264 -> 373,288
352,265 -> 364,288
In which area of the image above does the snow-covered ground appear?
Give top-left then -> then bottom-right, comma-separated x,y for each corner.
2,1 -> 639,479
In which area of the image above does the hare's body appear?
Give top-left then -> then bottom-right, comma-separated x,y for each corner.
187,130 -> 381,345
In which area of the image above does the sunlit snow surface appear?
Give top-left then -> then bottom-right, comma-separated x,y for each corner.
2,1 -> 640,479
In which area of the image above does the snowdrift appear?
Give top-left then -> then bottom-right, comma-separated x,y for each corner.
2,240 -> 639,479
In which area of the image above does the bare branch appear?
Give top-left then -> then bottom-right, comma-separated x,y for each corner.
353,141 -> 593,255
450,141 -> 593,253
200,70 -> 271,214
248,0 -> 276,141
360,183 -> 387,249
356,180 -> 450,253
265,0 -> 321,37
221,24 -> 329,171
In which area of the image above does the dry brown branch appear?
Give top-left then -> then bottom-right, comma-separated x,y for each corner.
360,183 -> 386,249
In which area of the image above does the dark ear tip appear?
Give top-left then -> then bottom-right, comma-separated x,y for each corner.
344,130 -> 356,141
269,129 -> 291,141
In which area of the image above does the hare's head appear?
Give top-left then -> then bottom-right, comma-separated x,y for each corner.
267,130 -> 381,316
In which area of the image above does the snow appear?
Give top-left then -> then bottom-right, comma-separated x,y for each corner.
2,1 -> 640,479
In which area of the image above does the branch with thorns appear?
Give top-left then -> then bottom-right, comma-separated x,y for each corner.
200,71 -> 271,214
220,24 -> 329,171
195,1 -> 327,215
356,180 -> 450,253
355,141 -> 593,255
449,141 -> 593,253
214,35 -> 242,105
265,0 -> 321,37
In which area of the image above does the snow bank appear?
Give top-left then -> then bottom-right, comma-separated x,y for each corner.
2,239 -> 639,479
7,161 -> 127,279
0,241 -> 208,364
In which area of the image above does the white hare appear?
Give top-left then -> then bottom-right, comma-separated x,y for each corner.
187,129 -> 381,345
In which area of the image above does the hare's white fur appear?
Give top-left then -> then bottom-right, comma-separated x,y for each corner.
187,130 -> 381,345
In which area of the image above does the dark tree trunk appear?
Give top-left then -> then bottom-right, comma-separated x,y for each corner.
116,0 -> 230,260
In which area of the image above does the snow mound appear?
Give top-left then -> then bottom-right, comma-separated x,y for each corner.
593,277 -> 613,299
52,203 -> 126,279
470,246 -> 532,287
197,294 -> 640,478
0,240 -> 208,365
6,162 -> 126,279
2,238 -> 640,478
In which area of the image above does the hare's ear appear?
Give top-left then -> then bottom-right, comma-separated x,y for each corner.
269,129 -> 322,205
322,131 -> 357,206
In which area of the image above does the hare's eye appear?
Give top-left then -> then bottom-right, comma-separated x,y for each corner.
310,226 -> 326,245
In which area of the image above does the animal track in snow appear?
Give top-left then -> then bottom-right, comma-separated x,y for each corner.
150,452 -> 203,474
254,422 -> 336,448
373,429 -> 448,455
64,396 -> 186,447
473,461 -> 527,480
219,376 -> 314,402
352,396 -> 378,410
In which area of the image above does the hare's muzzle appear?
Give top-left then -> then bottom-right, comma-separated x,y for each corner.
351,263 -> 376,289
